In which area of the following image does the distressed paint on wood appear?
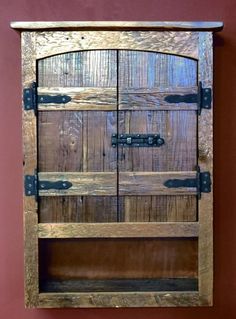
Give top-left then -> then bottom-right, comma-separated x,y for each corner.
22,32 -> 39,307
38,222 -> 199,238
198,32 -> 213,306
35,31 -> 199,60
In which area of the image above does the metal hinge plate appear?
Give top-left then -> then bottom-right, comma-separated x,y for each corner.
164,81 -> 212,114
24,174 -> 72,197
23,82 -> 71,113
164,168 -> 211,199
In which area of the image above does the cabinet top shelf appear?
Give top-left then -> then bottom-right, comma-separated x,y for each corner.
10,21 -> 223,31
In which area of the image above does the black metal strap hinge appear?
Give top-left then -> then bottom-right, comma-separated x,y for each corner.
164,168 -> 211,199
24,174 -> 72,198
23,82 -> 71,113
164,81 -> 211,115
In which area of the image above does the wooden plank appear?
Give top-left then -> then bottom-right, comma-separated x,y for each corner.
38,222 -> 199,238
119,172 -> 197,195
38,172 -> 117,196
37,87 -> 117,111
39,196 -> 118,223
37,50 -> 117,87
40,278 -> 198,292
198,32 -> 214,306
38,291 -> 201,307
120,196 -> 197,222
119,87 -> 198,111
11,21 -> 224,31
22,32 -> 39,308
34,31 -> 199,60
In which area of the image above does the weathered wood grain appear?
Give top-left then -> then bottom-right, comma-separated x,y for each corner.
37,87 -> 117,111
37,50 -> 117,87
198,32 -> 214,306
118,50 -> 197,222
35,31 -> 199,59
38,172 -> 117,196
120,196 -> 197,222
119,87 -> 198,111
39,196 -> 118,223
38,50 -> 118,223
11,21 -> 224,31
119,171 -> 197,195
38,222 -> 199,238
22,32 -> 39,307
38,291 -> 201,307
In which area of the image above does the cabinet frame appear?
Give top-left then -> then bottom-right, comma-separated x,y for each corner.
11,21 -> 223,308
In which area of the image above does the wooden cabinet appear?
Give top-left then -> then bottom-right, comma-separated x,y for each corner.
11,21 -> 223,308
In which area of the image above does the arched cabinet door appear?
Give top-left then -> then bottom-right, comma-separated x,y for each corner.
11,21 -> 223,308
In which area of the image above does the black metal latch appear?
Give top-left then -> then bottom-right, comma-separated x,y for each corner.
111,134 -> 165,147
23,82 -> 71,113
164,81 -> 211,115
24,174 -> 72,197
164,168 -> 211,198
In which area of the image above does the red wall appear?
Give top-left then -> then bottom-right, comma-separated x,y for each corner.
0,0 -> 236,318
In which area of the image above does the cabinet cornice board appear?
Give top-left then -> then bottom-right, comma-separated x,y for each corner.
11,21 -> 223,308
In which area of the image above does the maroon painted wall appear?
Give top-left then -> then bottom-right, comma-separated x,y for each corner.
0,0 -> 235,318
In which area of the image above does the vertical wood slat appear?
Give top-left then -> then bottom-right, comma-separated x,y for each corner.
22,32 -> 39,307
198,32 -> 213,306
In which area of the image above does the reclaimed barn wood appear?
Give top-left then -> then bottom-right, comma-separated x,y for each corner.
38,172 -> 117,196
38,222 -> 199,238
119,87 -> 198,111
198,32 -> 214,306
38,291 -> 201,308
13,21 -> 221,308
37,87 -> 117,111
37,171 -> 197,196
38,50 -> 118,223
118,50 -> 197,222
22,32 -> 39,308
34,31 -> 199,60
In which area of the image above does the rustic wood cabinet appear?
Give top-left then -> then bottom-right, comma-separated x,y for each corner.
11,21 -> 223,308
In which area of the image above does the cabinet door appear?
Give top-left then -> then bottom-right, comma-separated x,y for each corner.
118,50 -> 198,222
38,50 -> 119,223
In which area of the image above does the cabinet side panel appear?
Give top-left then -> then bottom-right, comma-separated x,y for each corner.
198,32 -> 213,306
22,32 -> 39,307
